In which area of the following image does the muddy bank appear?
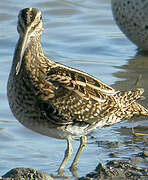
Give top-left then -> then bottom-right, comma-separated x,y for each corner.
1,159 -> 148,179
79,160 -> 148,180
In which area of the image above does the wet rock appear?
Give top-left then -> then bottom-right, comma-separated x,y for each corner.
1,160 -> 148,180
79,160 -> 148,180
1,168 -> 53,180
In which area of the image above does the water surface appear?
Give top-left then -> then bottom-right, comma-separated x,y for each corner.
0,0 -> 147,178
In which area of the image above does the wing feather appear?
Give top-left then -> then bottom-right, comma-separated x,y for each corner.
38,62 -> 117,125
46,63 -> 116,102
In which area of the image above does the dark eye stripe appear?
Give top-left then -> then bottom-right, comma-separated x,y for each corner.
21,9 -> 36,26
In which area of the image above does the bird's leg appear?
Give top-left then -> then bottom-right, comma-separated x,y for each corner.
70,136 -> 87,172
58,137 -> 73,175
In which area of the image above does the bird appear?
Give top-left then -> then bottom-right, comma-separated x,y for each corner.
7,7 -> 148,174
111,0 -> 148,51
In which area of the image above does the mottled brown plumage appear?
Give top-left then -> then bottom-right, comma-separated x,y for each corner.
7,8 -> 148,174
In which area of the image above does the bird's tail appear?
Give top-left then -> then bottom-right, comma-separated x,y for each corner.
125,88 -> 148,116
132,101 -> 148,116
114,88 -> 148,117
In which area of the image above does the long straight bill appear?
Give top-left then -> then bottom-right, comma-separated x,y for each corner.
16,30 -> 29,75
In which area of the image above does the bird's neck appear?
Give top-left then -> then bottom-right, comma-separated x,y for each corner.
13,36 -> 46,74
26,37 -> 44,55
10,35 -> 54,82
23,37 -> 48,76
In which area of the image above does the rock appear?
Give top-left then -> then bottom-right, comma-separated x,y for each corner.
79,160 -> 148,180
2,168 -> 53,180
1,160 -> 148,180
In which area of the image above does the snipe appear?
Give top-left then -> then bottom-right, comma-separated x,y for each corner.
7,8 -> 148,174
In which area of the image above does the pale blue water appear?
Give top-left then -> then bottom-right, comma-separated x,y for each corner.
0,0 -> 147,178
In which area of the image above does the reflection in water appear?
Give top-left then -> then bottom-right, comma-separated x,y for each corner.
113,51 -> 148,102
110,51 -> 148,169
113,51 -> 148,134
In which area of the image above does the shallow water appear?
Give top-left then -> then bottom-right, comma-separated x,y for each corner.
0,0 -> 148,178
